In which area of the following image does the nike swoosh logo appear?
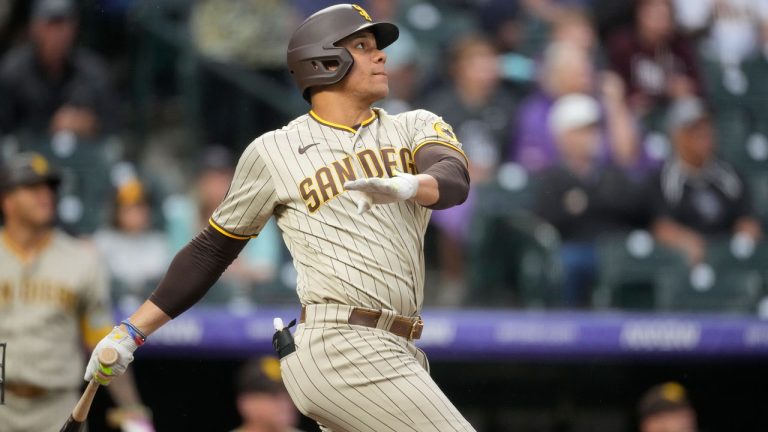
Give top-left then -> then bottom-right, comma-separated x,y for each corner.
298,143 -> 320,154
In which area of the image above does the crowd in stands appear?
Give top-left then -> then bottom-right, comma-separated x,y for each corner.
1,0 -> 767,313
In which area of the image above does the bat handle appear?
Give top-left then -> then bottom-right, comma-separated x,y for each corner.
71,347 -> 120,422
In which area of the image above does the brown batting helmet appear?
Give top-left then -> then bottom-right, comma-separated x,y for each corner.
287,4 -> 399,102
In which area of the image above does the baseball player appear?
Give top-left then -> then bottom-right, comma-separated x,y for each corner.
0,153 -> 153,432
85,4 -> 474,431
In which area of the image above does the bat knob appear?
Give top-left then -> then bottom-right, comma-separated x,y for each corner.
97,347 -> 119,367
273,317 -> 284,331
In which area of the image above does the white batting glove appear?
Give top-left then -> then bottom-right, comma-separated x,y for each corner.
344,171 -> 419,214
84,326 -> 139,385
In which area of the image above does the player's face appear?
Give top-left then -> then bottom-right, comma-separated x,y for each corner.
336,31 -> 389,103
2,183 -> 56,228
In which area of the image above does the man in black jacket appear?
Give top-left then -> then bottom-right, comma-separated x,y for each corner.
534,94 -> 646,306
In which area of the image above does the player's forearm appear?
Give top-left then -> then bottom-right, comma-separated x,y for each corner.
147,226 -> 247,320
414,174 -> 439,207
124,300 -> 172,337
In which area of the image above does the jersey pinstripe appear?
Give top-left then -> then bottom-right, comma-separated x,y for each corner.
280,304 -> 475,432
211,108 -> 466,317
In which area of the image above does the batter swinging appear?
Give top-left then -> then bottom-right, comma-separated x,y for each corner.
84,4 -> 473,431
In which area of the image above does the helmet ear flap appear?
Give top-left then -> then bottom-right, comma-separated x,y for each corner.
294,46 -> 354,102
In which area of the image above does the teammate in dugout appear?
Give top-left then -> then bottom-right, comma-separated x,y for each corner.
0,153 -> 153,431
85,4 -> 474,431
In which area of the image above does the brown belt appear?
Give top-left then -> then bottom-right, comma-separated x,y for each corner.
300,306 -> 424,340
5,382 -> 48,398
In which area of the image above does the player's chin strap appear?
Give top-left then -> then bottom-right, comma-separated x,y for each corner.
272,318 -> 297,359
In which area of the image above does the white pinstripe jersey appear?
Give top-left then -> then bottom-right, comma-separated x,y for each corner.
211,108 -> 465,317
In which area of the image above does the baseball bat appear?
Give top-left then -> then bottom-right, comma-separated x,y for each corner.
59,347 -> 119,432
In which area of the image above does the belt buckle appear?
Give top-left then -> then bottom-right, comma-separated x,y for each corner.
409,317 -> 424,340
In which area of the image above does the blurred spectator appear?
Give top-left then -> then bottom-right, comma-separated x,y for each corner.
479,0 -> 524,54
549,7 -> 598,52
191,0 -> 298,72
427,34 -> 516,182
495,8 -> 597,103
164,147 -> 281,304
606,0 -> 703,118
534,94 -> 646,306
0,0 -> 118,138
650,97 -> 762,265
521,0 -> 595,23
232,357 -> 303,432
516,0 -> 596,56
92,176 -> 170,310
638,382 -> 698,432
591,0 -> 635,41
424,34 -> 517,305
190,0 -> 299,147
673,0 -> 768,94
511,42 -> 641,173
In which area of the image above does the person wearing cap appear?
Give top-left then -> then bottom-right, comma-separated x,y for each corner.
650,97 -> 762,265
0,153 -> 153,431
232,357 -> 304,432
637,382 -> 698,432
0,0 -> 117,138
92,176 -> 171,310
534,94 -> 647,306
511,40 -> 642,173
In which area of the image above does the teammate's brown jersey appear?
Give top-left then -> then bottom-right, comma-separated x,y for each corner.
0,230 -> 113,390
211,108 -> 465,317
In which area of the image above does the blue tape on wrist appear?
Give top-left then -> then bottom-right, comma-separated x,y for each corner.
121,320 -> 147,345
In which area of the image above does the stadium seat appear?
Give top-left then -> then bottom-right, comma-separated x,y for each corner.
473,169 -> 534,217
705,238 -> 768,274
654,266 -> 762,313
746,172 -> 768,226
593,232 -> 688,310
742,55 -> 768,126
713,110 -> 751,165
467,209 -> 561,308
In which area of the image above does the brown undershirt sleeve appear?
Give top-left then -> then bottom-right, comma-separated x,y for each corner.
414,143 -> 470,210
149,225 -> 248,318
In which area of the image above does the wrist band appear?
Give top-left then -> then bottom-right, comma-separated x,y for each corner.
121,320 -> 147,346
